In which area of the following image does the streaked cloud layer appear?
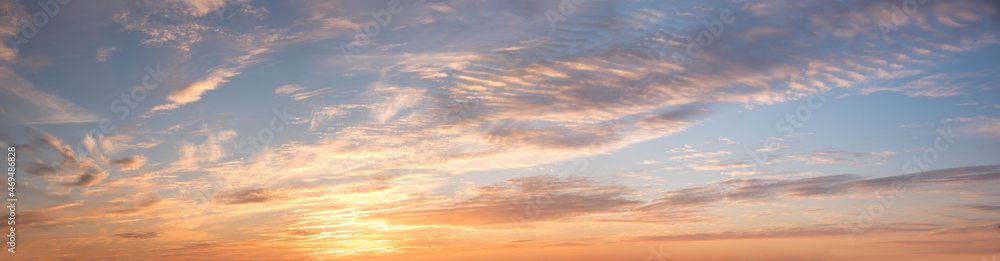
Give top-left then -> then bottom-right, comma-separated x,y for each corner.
1,0 -> 999,260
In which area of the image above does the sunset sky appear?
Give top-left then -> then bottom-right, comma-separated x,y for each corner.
1,0 -> 1000,260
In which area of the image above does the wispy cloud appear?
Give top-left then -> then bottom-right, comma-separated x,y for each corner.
149,49 -> 268,114
95,47 -> 117,62
4,0 -> 1000,259
0,67 -> 100,124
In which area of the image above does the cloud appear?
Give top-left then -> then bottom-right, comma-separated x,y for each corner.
688,162 -> 753,171
95,47 -> 117,62
17,127 -> 108,187
150,69 -> 234,112
213,188 -> 274,205
169,125 -> 238,171
319,0 -> 996,176
0,0 -> 28,63
107,155 -> 148,171
861,70 -> 999,97
274,84 -> 304,95
221,0 -> 1000,192
107,195 -> 163,215
669,151 -> 732,162
624,223 -> 927,242
275,84 -> 331,101
367,175 -> 641,227
676,149 -> 893,172
148,49 -> 267,114
62,169 -> 104,187
951,205 -> 1000,214
426,3 -> 456,14
172,0 -> 231,17
8,1 -> 999,258
944,116 -> 1000,139
114,232 -> 160,240
11,202 -> 82,229
167,73 -> 233,104
0,67 -> 101,125
307,106 -> 347,131
770,150 -> 895,166
114,0 -> 258,51
81,132 -> 152,162
645,165 -> 1000,208
370,86 -> 425,124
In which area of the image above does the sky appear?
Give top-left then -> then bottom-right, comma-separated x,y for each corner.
0,0 -> 999,260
